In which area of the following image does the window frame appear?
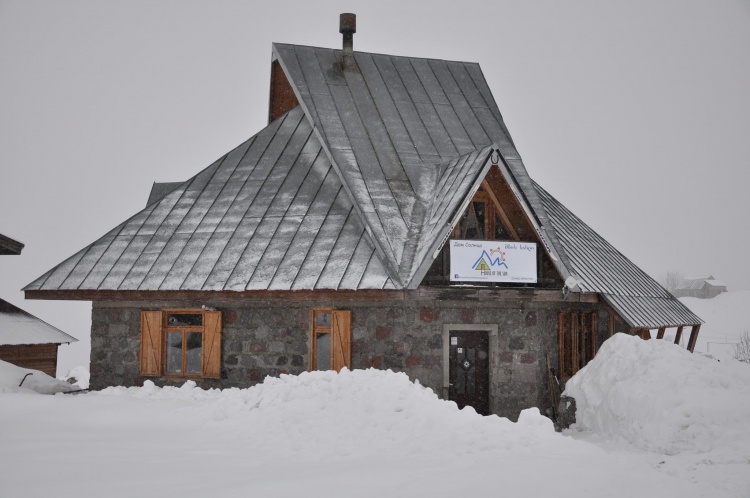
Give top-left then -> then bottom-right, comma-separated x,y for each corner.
162,309 -> 205,379
139,308 -> 222,380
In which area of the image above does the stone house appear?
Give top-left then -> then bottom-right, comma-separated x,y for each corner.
24,15 -> 701,419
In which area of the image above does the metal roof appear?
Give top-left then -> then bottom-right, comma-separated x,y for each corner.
0,299 -> 77,345
26,106 -> 391,292
272,44 -> 569,287
535,182 -> 701,327
0,234 -> 24,256
24,42 -> 700,328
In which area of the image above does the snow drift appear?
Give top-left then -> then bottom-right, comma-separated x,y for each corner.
98,368 -> 555,459
563,333 -> 750,455
0,359 -> 78,394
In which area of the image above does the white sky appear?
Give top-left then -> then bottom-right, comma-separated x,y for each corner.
1,0 -> 749,373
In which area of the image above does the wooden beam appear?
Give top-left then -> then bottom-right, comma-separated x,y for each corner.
674,326 -> 684,345
608,309 -> 615,337
687,324 -> 701,353
656,327 -> 666,339
481,179 -> 520,240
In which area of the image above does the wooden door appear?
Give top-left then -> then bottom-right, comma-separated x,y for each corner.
449,330 -> 490,415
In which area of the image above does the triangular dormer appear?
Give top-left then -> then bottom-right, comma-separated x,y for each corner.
410,147 -> 567,289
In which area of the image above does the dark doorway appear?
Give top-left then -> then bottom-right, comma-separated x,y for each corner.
449,330 -> 490,415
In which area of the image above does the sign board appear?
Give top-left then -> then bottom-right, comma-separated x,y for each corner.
449,240 -> 537,283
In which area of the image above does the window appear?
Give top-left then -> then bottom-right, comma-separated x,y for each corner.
140,309 -> 222,379
453,188 -> 511,241
310,309 -> 351,372
558,311 -> 597,378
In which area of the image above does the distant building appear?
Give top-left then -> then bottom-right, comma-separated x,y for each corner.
673,276 -> 727,299
0,234 -> 77,376
24,14 -> 701,419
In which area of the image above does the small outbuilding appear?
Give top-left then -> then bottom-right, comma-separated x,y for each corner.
672,276 -> 727,299
24,15 -> 701,419
0,234 -> 77,376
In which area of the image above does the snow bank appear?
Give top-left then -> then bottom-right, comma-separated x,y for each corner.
0,359 -> 78,394
564,333 -> 750,455
98,368 -> 556,459
0,365 -> 730,497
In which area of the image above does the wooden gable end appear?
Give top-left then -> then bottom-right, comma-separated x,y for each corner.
269,59 -> 299,123
423,165 -> 563,287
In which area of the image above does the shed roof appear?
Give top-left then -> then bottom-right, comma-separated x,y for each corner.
536,183 -> 701,327
0,233 -> 24,255
24,43 -> 697,327
0,299 -> 77,346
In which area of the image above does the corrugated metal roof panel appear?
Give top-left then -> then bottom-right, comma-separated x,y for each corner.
25,107 -> 393,292
536,182 -> 701,327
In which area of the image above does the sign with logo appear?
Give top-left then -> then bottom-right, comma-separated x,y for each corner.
449,240 -> 537,283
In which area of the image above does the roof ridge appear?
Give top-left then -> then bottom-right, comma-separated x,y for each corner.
272,42 -> 481,66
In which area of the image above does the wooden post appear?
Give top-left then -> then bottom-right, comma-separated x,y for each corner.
642,329 -> 651,340
687,324 -> 701,353
558,312 -> 566,377
656,327 -> 666,339
674,326 -> 684,345
608,310 -> 615,337
571,312 -> 579,375
591,312 -> 598,356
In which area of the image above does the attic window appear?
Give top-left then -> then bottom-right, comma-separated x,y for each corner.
454,188 -> 511,241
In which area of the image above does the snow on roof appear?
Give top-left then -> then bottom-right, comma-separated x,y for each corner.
704,279 -> 726,288
0,299 -> 77,346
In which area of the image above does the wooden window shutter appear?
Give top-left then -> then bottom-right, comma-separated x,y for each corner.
331,310 -> 351,372
140,311 -> 163,376
202,311 -> 222,379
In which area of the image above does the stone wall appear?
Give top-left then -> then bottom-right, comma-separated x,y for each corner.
90,293 -> 603,420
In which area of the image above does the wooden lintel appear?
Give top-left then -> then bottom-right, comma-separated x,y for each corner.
687,324 -> 701,353
674,326 -> 684,345
656,327 -> 666,339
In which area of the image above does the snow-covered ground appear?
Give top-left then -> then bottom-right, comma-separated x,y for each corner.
679,290 -> 750,361
2,337 -> 749,498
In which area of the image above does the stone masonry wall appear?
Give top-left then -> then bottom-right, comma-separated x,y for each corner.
90,295 -> 602,420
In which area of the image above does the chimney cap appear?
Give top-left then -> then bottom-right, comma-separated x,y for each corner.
339,13 -> 356,34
